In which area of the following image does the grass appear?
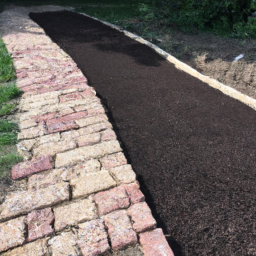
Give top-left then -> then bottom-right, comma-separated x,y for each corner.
0,38 -> 23,178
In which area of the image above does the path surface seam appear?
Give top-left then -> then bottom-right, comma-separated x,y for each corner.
0,6 -> 174,256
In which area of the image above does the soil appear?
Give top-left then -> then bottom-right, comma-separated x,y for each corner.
30,10 -> 256,256
127,21 -> 256,100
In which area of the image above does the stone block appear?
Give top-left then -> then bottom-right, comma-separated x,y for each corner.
18,126 -> 43,140
139,229 -> 175,256
27,208 -> 54,242
48,232 -> 79,256
100,152 -> 127,169
77,219 -> 110,255
54,199 -> 97,231
101,129 -> 116,141
61,122 -> 112,140
0,217 -> 26,253
76,133 -> 101,147
19,119 -> 37,130
122,182 -> 145,204
55,140 -> 122,168
1,238 -> 48,256
33,139 -> 77,156
103,210 -> 137,250
75,114 -> 108,128
0,183 -> 69,221
71,170 -> 116,198
109,164 -> 136,184
127,202 -> 156,233
94,186 -> 130,216
11,155 -> 54,180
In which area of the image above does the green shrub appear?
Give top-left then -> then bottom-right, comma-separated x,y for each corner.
151,0 -> 254,37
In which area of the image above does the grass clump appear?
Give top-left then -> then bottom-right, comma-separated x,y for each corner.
0,153 -> 23,178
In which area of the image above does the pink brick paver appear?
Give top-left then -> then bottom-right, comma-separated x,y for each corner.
27,208 -> 54,242
0,6 -> 174,255
11,155 -> 53,180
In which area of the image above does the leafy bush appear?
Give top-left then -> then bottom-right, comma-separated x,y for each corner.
151,0 -> 255,37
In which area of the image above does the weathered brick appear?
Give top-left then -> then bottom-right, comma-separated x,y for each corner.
27,208 -> 54,242
101,129 -> 117,141
75,114 -> 108,128
71,170 -> 116,199
100,152 -> 127,169
77,219 -> 110,255
48,232 -> 79,256
103,210 -> 137,250
28,168 -> 69,190
11,155 -> 54,180
18,126 -> 43,139
139,229 -> 175,256
19,119 -> 37,130
46,111 -> 88,133
94,186 -> 130,216
37,132 -> 60,144
55,140 -> 122,168
76,133 -> 101,147
74,105 -> 105,114
17,138 -> 37,151
54,199 -> 97,231
0,183 -> 69,221
1,238 -> 48,256
33,139 -> 77,156
28,160 -> 101,190
0,217 -> 26,253
122,182 -> 145,204
61,122 -> 112,140
59,88 -> 95,102
127,202 -> 156,233
72,159 -> 101,174
109,164 -> 136,184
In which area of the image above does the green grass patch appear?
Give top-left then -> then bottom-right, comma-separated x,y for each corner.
0,39 -> 16,83
0,153 -> 23,178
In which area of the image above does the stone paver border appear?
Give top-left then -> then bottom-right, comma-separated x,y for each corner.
0,5 -> 174,256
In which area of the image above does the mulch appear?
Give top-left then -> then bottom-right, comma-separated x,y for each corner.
30,11 -> 256,256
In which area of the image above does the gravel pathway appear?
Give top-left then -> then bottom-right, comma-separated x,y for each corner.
0,6 -> 173,256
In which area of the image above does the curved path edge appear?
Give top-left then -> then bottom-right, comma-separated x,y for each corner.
77,12 -> 256,112
0,5 -> 174,256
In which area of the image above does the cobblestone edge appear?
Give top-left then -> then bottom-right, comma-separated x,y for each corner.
0,5 -> 174,256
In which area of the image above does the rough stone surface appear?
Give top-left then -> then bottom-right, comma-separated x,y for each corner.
77,219 -> 110,255
103,210 -> 137,250
54,199 -> 97,231
11,155 -> 53,180
76,133 -> 101,147
19,119 -> 37,130
55,140 -> 122,168
1,238 -> 48,256
139,229 -> 175,256
109,164 -> 136,184
94,186 -> 130,216
71,170 -> 116,198
0,217 -> 26,253
48,232 -> 79,256
28,168 -> 68,190
127,202 -> 156,233
122,182 -> 145,204
61,121 -> 112,140
18,126 -> 43,140
0,183 -> 69,221
37,132 -> 61,144
101,129 -> 117,141
27,208 -> 54,242
33,139 -> 77,156
100,152 -> 127,169
75,114 -> 108,127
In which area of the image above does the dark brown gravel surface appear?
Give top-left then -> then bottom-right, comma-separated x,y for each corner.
30,11 -> 256,256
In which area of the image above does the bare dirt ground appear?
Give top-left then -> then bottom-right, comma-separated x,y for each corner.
128,22 -> 256,100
